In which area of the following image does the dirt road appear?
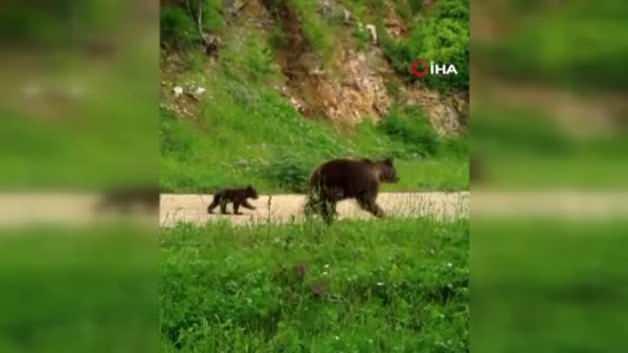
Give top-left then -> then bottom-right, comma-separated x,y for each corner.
159,192 -> 470,227
4,191 -> 627,227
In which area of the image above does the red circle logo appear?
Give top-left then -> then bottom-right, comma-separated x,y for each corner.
410,59 -> 429,78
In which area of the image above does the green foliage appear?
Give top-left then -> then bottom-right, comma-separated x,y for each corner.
160,1 -> 225,49
221,33 -> 278,82
471,104 -> 628,189
258,151 -> 315,193
407,0 -> 423,15
379,106 -> 439,157
0,226 -> 158,352
160,10 -> 469,193
476,3 -> 628,91
474,219 -> 628,353
352,22 -> 373,50
202,0 -> 225,32
288,0 -> 336,59
160,109 -> 197,161
382,0 -> 469,91
160,6 -> 200,48
161,218 -> 469,352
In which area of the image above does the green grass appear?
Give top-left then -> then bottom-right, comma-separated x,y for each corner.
161,218 -> 469,352
473,219 -> 628,353
473,2 -> 628,92
0,226 -> 158,353
472,105 -> 628,189
160,85 -> 468,193
380,0 -> 469,91
0,21 -> 157,191
160,56 -> 468,193
0,64 -> 158,191
159,2 -> 468,194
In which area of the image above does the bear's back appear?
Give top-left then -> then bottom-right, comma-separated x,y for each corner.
311,159 -> 378,197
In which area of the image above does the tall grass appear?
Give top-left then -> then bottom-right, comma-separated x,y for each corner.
161,218 -> 469,352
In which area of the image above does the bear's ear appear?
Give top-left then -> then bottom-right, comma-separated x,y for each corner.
247,185 -> 253,190
383,158 -> 393,166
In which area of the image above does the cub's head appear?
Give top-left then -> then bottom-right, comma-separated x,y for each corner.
376,158 -> 399,183
246,185 -> 259,199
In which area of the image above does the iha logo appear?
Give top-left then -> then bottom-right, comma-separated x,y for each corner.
410,59 -> 458,78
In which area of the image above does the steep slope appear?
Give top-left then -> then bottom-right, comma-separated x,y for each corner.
159,0 -> 469,193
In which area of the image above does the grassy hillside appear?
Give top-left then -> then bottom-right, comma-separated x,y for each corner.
161,218 -> 469,352
473,219 -> 628,352
0,226 -> 157,352
160,0 -> 469,194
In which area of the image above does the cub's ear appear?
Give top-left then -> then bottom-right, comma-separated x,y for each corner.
247,185 -> 255,191
383,158 -> 394,166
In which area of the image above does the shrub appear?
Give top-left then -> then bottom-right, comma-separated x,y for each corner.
160,109 -> 197,161
439,134 -> 469,159
381,0 -> 469,91
259,152 -> 313,192
160,6 -> 200,48
353,23 -> 371,50
221,34 -> 278,82
379,106 -> 439,157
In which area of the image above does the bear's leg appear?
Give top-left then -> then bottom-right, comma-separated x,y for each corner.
321,200 -> 337,224
207,196 -> 220,214
357,194 -> 384,218
220,199 -> 229,214
242,200 -> 256,210
233,201 -> 242,215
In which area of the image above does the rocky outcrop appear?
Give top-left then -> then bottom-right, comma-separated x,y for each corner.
313,49 -> 391,124
405,87 -> 468,136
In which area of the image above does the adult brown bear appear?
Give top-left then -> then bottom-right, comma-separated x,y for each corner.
305,158 -> 399,222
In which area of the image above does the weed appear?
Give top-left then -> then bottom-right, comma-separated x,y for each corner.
379,105 -> 439,157
161,218 -> 469,352
160,6 -> 200,49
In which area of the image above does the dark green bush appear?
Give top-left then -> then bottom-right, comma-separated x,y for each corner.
439,134 -> 469,159
160,6 -> 199,48
379,106 -> 439,157
259,152 -> 313,193
382,0 -> 469,91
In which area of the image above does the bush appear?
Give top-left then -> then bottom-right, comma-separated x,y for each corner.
381,0 -> 469,91
160,109 -> 197,161
221,34 -> 278,82
379,106 -> 439,157
259,152 -> 313,192
160,6 -> 200,48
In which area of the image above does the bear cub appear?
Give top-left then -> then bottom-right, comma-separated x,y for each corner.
306,158 -> 399,222
208,185 -> 259,215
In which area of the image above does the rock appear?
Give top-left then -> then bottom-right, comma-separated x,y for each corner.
343,9 -> 352,24
194,86 -> 206,96
319,0 -> 332,15
173,86 -> 183,98
365,24 -> 377,44
384,11 -> 407,38
404,87 -> 466,136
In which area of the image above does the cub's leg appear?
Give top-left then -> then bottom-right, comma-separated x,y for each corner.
242,199 -> 256,210
357,193 -> 384,218
207,195 -> 221,214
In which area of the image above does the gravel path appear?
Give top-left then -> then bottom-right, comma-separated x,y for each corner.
159,192 -> 470,227
4,191 -> 626,228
